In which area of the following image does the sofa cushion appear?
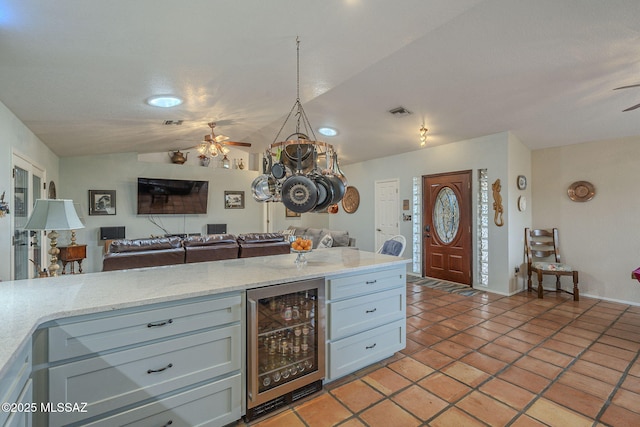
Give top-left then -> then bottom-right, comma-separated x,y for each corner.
109,236 -> 182,253
288,226 -> 353,248
182,234 -> 237,247
321,229 -> 350,247
237,233 -> 285,244
183,234 -> 239,263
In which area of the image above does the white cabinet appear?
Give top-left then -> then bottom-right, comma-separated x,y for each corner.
325,266 -> 406,381
35,293 -> 243,427
0,341 -> 32,427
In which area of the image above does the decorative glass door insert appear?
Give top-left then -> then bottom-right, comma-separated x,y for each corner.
433,186 -> 460,244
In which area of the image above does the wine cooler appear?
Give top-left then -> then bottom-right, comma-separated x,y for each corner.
245,278 -> 325,420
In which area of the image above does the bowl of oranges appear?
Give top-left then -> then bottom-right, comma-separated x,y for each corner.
289,236 -> 313,264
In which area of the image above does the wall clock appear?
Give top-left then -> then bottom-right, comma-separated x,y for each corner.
517,175 -> 527,190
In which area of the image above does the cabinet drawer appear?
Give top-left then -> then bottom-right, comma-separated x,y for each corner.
83,373 -> 242,427
48,294 -> 241,362
327,319 -> 405,381
49,325 -> 240,426
328,288 -> 405,340
3,378 -> 32,427
327,267 -> 404,300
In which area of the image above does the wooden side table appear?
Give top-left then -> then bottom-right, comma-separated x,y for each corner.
58,244 -> 87,274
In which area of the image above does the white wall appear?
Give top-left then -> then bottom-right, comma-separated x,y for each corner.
329,132 -> 528,295
508,133 -> 533,293
532,137 -> 640,303
0,101 -> 59,281
59,153 -> 265,273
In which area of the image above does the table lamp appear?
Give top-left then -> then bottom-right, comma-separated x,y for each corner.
23,199 -> 85,277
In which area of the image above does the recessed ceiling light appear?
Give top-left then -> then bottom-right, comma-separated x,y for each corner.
146,95 -> 183,108
318,127 -> 338,137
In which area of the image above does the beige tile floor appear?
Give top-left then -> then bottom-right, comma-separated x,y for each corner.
240,281 -> 640,426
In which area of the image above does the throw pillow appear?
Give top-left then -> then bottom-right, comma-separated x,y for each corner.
317,234 -> 334,249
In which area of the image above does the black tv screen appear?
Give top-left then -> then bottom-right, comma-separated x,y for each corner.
137,178 -> 209,215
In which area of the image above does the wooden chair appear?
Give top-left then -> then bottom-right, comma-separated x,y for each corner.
524,228 -> 579,301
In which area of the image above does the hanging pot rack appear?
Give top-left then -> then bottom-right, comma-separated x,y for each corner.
252,37 -> 348,213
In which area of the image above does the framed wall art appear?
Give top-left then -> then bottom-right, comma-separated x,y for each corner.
224,191 -> 245,209
89,190 -> 116,215
285,208 -> 301,218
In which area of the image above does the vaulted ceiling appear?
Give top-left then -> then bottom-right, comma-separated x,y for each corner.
1,0 -> 639,164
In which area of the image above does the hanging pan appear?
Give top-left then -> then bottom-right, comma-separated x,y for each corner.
282,133 -> 315,173
271,148 -> 287,180
251,156 -> 277,202
282,175 -> 318,213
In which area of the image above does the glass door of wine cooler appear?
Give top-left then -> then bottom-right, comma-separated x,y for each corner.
246,278 -> 325,409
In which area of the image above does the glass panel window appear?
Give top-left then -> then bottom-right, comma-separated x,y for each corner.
433,186 -> 460,244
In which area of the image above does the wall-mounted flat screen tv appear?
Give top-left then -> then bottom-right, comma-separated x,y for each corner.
137,177 -> 209,215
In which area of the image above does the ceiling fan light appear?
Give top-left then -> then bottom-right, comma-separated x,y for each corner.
220,145 -> 230,155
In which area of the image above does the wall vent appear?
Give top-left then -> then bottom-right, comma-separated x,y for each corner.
388,106 -> 412,116
163,120 -> 184,125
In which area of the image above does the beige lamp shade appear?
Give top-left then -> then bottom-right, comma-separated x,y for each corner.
24,199 -> 85,231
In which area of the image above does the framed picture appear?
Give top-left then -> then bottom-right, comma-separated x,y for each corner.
89,190 -> 116,215
224,191 -> 245,209
286,208 -> 301,218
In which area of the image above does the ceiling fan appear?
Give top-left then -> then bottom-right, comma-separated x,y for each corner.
613,83 -> 640,112
193,122 -> 251,158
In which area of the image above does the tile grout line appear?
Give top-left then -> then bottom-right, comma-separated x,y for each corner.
591,304 -> 640,425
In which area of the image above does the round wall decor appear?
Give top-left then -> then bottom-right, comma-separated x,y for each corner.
517,175 -> 527,190
342,186 -> 360,213
517,195 -> 527,212
567,181 -> 595,202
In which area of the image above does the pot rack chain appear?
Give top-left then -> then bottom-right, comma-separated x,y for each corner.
271,37 -> 319,145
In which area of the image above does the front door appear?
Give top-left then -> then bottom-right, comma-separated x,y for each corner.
423,170 -> 472,285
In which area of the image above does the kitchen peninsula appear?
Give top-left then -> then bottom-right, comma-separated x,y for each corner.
0,248 -> 408,426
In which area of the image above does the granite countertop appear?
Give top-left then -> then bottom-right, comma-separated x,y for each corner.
0,248 -> 408,379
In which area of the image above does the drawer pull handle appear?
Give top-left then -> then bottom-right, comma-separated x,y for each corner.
366,343 -> 377,350
365,308 -> 377,314
147,319 -> 173,328
366,280 -> 377,284
147,363 -> 173,374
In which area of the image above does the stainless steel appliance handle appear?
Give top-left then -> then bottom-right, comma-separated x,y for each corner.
247,297 -> 258,403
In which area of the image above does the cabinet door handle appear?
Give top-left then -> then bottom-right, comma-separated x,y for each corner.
365,308 -> 377,314
365,343 -> 377,350
365,280 -> 377,284
147,363 -> 173,374
162,421 -> 173,427
147,319 -> 173,328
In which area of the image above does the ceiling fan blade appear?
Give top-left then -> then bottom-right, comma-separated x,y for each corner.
225,141 -> 252,147
614,83 -> 640,90
622,102 -> 640,112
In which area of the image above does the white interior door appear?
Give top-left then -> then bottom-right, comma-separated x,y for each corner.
12,154 -> 45,280
374,179 -> 399,250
